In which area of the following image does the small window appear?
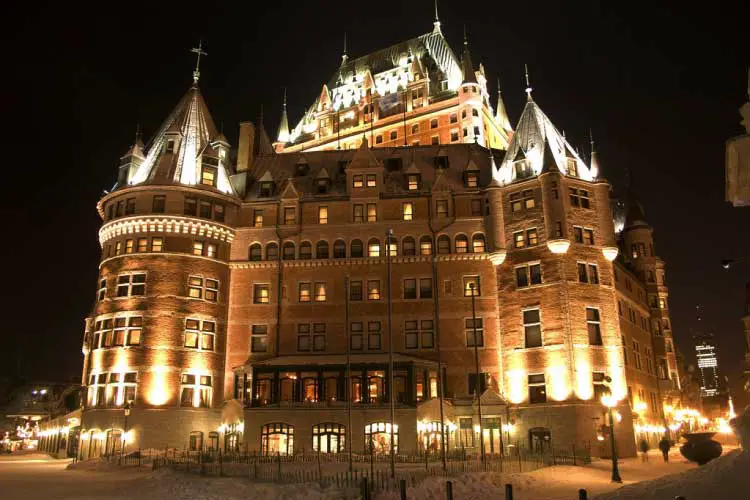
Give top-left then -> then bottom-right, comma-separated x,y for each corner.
402,202 -> 413,221
152,195 -> 166,213
450,113 -> 458,124
299,242 -> 313,260
465,318 -> 483,347
318,206 -> 328,224
463,276 -> 480,297
150,237 -> 163,252
253,209 -> 264,227
403,279 -> 417,299
411,123 -> 419,134
587,307 -> 603,345
314,282 -> 327,302
472,234 -> 486,253
450,131 -> 459,142
471,199 -> 482,216
367,204 -> 377,222
350,280 -> 363,301
351,239 -> 364,258
419,236 -> 432,255
437,235 -> 451,254
528,374 -> 546,404
430,118 -> 438,129
465,172 -> 478,188
282,242 -> 295,260
375,135 -> 383,145
184,319 -> 215,351
471,108 -> 479,117
366,174 -> 377,187
523,309 -> 542,348
389,130 -> 398,141
125,198 -> 136,215
201,166 -> 217,187
402,237 -> 416,256
455,235 -> 468,253
583,229 -> 594,245
254,284 -> 270,304
284,207 -> 296,225
353,204 -> 364,223
333,240 -> 346,259
367,280 -> 381,300
116,273 -> 146,297
436,200 -> 449,218
249,244 -> 262,261
137,238 -> 148,253
368,239 -> 380,258
407,174 -> 420,191
516,263 -> 542,288
316,241 -> 329,259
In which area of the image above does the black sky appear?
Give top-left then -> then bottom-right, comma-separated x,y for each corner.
3,1 -> 748,406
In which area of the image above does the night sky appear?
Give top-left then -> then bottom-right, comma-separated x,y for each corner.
5,2 -> 749,407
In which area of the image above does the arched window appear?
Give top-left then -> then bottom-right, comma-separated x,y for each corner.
437,235 -> 451,254
299,242 -> 312,260
455,235 -> 469,254
313,423 -> 346,454
402,237 -> 416,256
368,238 -> 381,258
365,422 -> 398,454
386,237 -> 398,257
249,244 -> 262,261
282,242 -> 295,260
316,241 -> 329,259
266,242 -> 279,260
472,108 -> 479,117
472,234 -> 486,253
261,423 -> 294,456
351,239 -> 364,258
333,239 -> 346,259
419,236 -> 433,255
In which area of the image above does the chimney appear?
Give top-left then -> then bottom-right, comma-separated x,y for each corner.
237,121 -> 256,173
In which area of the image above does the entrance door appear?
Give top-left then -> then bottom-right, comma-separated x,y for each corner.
482,418 -> 503,455
529,427 -> 551,453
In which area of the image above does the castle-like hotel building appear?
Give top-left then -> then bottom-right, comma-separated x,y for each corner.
77,21 -> 686,459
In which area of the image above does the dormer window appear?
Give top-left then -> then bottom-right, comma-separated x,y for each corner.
465,171 -> 478,188
407,174 -> 420,191
259,181 -> 274,197
316,178 -> 330,194
434,155 -> 449,170
295,161 -> 310,176
514,160 -> 532,179
366,174 -> 377,188
166,140 -> 175,154
201,166 -> 217,187
567,159 -> 578,177
353,175 -> 364,188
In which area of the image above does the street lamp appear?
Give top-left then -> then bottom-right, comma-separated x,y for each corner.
469,282 -> 486,466
121,401 -> 131,463
386,228 -> 396,479
601,393 -> 622,483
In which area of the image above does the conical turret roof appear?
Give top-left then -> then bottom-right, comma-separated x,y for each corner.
494,79 -> 512,133
460,33 -> 477,84
276,89 -> 290,143
129,85 -> 234,194
494,99 -> 592,185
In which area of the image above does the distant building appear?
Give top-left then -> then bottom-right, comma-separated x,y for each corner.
694,334 -> 721,398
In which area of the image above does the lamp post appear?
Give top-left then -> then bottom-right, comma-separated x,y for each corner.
386,228 -> 396,479
601,393 -> 622,483
469,282 -> 485,466
120,402 -> 131,464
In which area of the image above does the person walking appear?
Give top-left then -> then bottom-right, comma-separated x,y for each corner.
639,438 -> 650,462
658,436 -> 671,462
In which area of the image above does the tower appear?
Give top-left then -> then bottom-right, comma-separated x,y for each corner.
79,53 -> 240,456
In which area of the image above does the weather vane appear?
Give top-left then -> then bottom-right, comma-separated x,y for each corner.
191,41 -> 207,84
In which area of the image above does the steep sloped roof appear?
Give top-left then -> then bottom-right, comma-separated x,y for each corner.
128,85 -> 234,195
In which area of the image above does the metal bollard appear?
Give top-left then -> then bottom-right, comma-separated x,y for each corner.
400,478 -> 407,500
505,483 -> 513,500
579,489 -> 588,500
446,480 -> 453,500
360,477 -> 370,500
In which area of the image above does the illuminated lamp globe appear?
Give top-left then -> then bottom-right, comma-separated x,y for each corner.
489,250 -> 507,266
547,239 -> 570,254
602,246 -> 619,262
601,394 -> 618,408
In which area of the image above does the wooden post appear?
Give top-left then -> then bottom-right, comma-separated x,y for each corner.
400,478 -> 407,500
578,489 -> 588,500
360,477 -> 369,500
505,483 -> 513,500
573,443 -> 577,466
446,480 -> 453,500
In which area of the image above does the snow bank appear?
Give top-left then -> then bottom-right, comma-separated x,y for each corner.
592,449 -> 750,500
67,459 -> 150,472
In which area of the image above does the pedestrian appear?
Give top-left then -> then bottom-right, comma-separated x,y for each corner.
639,438 -> 649,462
658,436 -> 671,462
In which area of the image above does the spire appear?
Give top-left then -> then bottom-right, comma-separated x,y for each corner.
461,26 -> 477,84
432,0 -> 442,34
524,64 -> 533,101
190,41 -> 207,85
589,129 -> 600,179
494,77 -> 512,133
276,88 -> 290,143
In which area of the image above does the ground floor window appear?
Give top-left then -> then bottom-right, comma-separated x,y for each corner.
261,423 -> 294,455
418,421 -> 446,453
365,422 -> 398,454
312,423 -> 345,453
208,431 -> 219,451
481,417 -> 503,455
189,431 -> 203,451
104,429 -> 122,456
458,417 -> 474,448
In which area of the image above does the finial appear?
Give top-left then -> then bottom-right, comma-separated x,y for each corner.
341,32 -> 348,65
283,87 -> 287,108
497,77 -> 502,94
432,0 -> 442,34
463,24 -> 468,46
524,64 -> 533,101
589,128 -> 595,151
134,123 -> 141,144
190,40 -> 208,85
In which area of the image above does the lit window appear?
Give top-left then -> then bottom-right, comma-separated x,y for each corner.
472,234 -> 486,253
366,174 -> 376,187
115,241 -> 122,255
116,273 -> 146,297
420,237 -> 433,255
260,423 -> 294,455
402,202 -> 413,221
465,318 -> 483,347
184,319 -> 215,351
192,241 -> 204,256
137,238 -> 148,253
568,160 -> 578,177
180,374 -> 212,408
463,276 -> 480,296
201,166 -> 217,187
113,316 -> 142,346
583,229 -> 594,245
254,284 -> 270,304
188,276 -> 218,302
318,206 -> 328,224
523,309 -> 542,348
365,422 -> 398,453
436,200 -> 448,217
353,175 -> 364,188
407,174 -> 420,190
455,235 -> 468,253
367,204 -> 377,222
526,228 -> 538,246
125,239 -> 134,254
465,172 -> 478,188
314,282 -> 327,302
284,207 -> 296,225
367,280 -> 381,300
251,325 -> 268,353
528,374 -> 546,404
298,282 -> 311,302
368,239 -> 380,257
207,243 -> 217,258
312,423 -> 345,453
151,237 -> 163,252
514,231 -> 525,248
253,210 -> 263,227
587,307 -> 602,345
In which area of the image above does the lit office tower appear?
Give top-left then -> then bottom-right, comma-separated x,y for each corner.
694,334 -> 720,398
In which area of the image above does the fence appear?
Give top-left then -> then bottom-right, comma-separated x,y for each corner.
91,444 -> 589,496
